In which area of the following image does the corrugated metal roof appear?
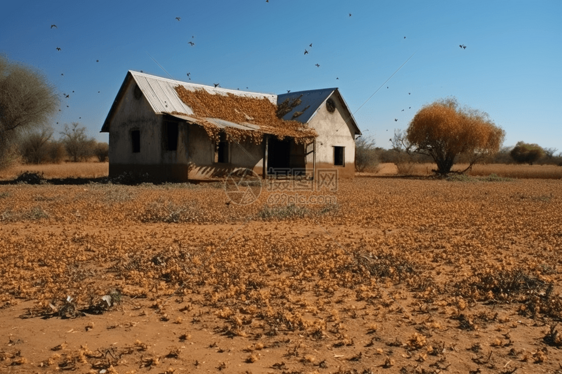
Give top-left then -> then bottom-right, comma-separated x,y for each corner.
102,71 -> 360,135
276,88 -> 336,124
130,71 -> 276,115
167,113 -> 260,132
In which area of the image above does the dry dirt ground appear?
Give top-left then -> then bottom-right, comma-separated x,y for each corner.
0,177 -> 561,374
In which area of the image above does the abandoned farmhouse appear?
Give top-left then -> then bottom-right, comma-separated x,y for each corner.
101,71 -> 362,182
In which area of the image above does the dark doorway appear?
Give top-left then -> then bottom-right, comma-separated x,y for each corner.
163,120 -> 179,151
215,134 -> 230,163
334,146 -> 345,166
131,130 -> 140,153
268,137 -> 291,169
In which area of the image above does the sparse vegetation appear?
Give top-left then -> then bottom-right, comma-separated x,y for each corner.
0,55 -> 60,170
0,161 -> 107,180
354,136 -> 379,172
59,122 -> 96,162
93,141 -> 109,162
19,127 -> 54,164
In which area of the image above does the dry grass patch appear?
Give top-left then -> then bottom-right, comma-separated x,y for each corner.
368,163 -> 562,179
0,162 -> 108,180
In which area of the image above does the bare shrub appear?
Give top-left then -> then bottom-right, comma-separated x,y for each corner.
395,161 -> 416,175
19,127 -> 53,164
93,142 -> 109,162
60,123 -> 96,162
490,146 -> 514,164
46,140 -> 67,163
355,136 -> 379,172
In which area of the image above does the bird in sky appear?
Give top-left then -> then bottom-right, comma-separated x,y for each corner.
315,63 -> 320,67
56,47 -> 61,51
336,77 -> 339,80
175,17 -> 181,21
186,72 -> 190,77
96,60 -> 99,62
349,13 -> 352,16
214,83 -> 219,87
409,107 -> 411,109
402,109 -> 404,111
65,94 -> 69,98
309,43 -> 313,47
188,41 -> 195,46
395,119 -> 398,121
61,73 -> 63,76
51,25 -> 57,29
98,91 -> 100,93
387,86 -> 389,89
463,45 -> 466,49
287,90 -> 291,93
404,36 -> 406,39
409,92 -> 411,95
304,49 -> 308,55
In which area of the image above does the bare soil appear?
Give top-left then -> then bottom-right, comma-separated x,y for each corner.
0,178 -> 561,374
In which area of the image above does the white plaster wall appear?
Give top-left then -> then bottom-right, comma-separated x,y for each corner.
108,80 -> 163,165
306,94 -> 356,166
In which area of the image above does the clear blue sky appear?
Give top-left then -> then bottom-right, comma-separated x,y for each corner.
1,0 -> 561,150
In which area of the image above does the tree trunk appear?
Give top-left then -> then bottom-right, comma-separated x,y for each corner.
435,158 -> 454,175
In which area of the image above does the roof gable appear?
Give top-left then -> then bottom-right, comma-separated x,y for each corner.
277,88 -> 361,135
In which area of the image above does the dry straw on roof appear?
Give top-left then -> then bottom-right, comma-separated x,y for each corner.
174,86 -> 317,144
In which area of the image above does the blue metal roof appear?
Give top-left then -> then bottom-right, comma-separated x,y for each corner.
277,88 -> 336,123
277,88 -> 361,135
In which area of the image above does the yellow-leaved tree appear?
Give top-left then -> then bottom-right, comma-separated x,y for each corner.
395,98 -> 505,175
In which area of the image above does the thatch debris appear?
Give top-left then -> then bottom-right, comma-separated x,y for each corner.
173,86 -> 317,144
276,96 -> 303,118
292,105 -> 310,120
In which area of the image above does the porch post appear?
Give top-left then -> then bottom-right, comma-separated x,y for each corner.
263,135 -> 269,179
312,139 -> 316,180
